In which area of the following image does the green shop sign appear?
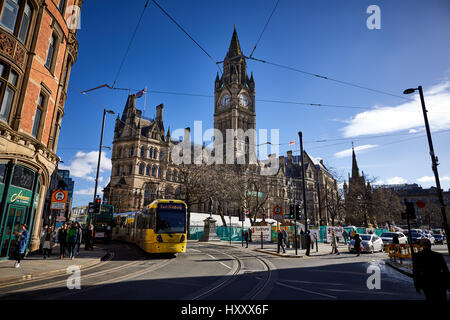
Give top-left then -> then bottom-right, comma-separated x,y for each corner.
7,186 -> 32,206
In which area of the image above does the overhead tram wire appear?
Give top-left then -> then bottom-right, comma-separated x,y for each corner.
112,0 -> 150,88
244,56 -> 413,102
249,0 -> 281,58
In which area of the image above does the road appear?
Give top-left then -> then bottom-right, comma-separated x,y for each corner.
0,241 -> 429,301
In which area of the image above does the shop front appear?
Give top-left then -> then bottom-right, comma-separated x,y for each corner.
0,162 -> 41,260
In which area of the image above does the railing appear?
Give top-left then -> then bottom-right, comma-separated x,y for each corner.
385,243 -> 422,259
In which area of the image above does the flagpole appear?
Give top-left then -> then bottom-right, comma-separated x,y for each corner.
143,85 -> 147,118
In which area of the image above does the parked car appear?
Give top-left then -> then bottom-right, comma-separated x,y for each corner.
408,230 -> 425,244
348,234 -> 384,253
380,232 -> 408,246
432,232 -> 445,244
422,232 -> 435,245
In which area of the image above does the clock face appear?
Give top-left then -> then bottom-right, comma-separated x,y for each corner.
221,94 -> 230,107
239,94 -> 249,107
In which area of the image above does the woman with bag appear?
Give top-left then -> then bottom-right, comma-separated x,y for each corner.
42,226 -> 54,259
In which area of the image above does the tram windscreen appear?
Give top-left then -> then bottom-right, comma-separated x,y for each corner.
156,203 -> 186,233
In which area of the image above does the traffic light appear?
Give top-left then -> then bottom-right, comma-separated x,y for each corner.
93,197 -> 101,214
239,210 -> 245,222
288,204 -> 295,219
295,203 -> 301,220
402,201 -> 416,220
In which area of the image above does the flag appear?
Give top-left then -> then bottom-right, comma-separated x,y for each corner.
136,88 -> 146,98
288,140 -> 295,146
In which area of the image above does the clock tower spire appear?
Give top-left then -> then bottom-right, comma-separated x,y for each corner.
214,27 -> 256,163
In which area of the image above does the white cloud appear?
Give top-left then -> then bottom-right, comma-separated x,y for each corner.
418,175 -> 450,183
334,144 -> 378,158
60,151 -> 111,181
386,176 -> 407,184
74,186 -> 104,196
341,81 -> 450,137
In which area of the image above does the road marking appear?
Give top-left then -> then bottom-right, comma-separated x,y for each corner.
276,281 -> 337,299
207,254 -> 231,269
282,279 -> 344,286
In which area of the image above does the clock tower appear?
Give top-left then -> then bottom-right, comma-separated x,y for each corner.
214,26 -> 256,163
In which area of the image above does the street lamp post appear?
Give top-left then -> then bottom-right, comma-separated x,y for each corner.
298,131 -> 308,235
88,109 -> 115,226
404,86 -> 450,255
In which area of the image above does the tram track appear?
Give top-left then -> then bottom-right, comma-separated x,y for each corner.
188,245 -> 276,300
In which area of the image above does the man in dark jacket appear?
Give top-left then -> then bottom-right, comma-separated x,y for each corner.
354,233 -> 362,256
58,224 -> 67,259
277,230 -> 286,254
244,230 -> 249,248
305,230 -> 311,256
413,238 -> 449,301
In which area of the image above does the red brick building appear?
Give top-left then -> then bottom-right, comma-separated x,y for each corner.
0,0 -> 81,257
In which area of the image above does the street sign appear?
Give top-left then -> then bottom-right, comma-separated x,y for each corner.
250,226 -> 271,241
51,190 -> 67,210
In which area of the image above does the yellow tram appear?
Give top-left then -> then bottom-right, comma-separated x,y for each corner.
112,199 -> 187,254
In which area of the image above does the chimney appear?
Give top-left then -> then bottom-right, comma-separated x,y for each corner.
156,104 -> 163,124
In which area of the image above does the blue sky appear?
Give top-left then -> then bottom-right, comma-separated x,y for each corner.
58,0 -> 450,208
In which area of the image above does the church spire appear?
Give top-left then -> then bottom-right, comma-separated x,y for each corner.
226,25 -> 243,59
351,142 -> 360,178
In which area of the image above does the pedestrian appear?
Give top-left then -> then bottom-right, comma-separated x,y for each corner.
282,229 -> 288,248
342,229 -> 348,245
330,231 -> 340,255
248,228 -> 252,243
354,233 -> 362,256
310,232 -> 314,250
413,238 -> 449,301
314,233 -> 318,252
277,229 -> 286,254
244,230 -> 249,248
13,224 -> 29,268
57,224 -> 68,259
75,222 -> 83,256
41,226 -> 54,259
67,223 -> 78,260
305,230 -> 311,256
85,224 -> 94,250
392,233 -> 400,262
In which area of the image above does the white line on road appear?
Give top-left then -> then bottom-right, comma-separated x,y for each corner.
207,254 -> 232,269
282,279 -> 344,286
276,281 -> 337,299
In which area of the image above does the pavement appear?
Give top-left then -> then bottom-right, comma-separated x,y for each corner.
0,245 -> 108,286
197,238 -> 351,258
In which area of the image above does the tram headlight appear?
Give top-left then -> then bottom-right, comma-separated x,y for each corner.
157,235 -> 163,242
180,235 -> 185,242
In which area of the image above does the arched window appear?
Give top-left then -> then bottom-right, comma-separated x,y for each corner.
139,163 -> 144,175
140,147 -> 145,158
128,165 -> 132,175
118,147 -> 122,158
154,149 -> 158,160
151,166 -> 155,176
171,171 -> 175,181
146,165 -> 150,175
130,146 -> 134,157
157,167 -> 161,178
144,188 -> 152,205
149,148 -> 153,159
116,165 -> 121,176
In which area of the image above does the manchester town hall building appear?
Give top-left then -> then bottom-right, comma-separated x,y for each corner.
104,28 -> 339,227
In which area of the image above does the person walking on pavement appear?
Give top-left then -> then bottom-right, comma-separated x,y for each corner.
330,231 -> 340,255
75,222 -> 83,256
85,224 -> 94,250
342,229 -> 348,245
277,230 -> 286,254
13,224 -> 29,268
244,230 -> 249,248
67,223 -> 78,260
305,230 -> 311,256
58,224 -> 68,259
282,229 -> 288,248
413,238 -> 449,301
41,226 -> 54,259
354,233 -> 362,256
314,233 -> 318,252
